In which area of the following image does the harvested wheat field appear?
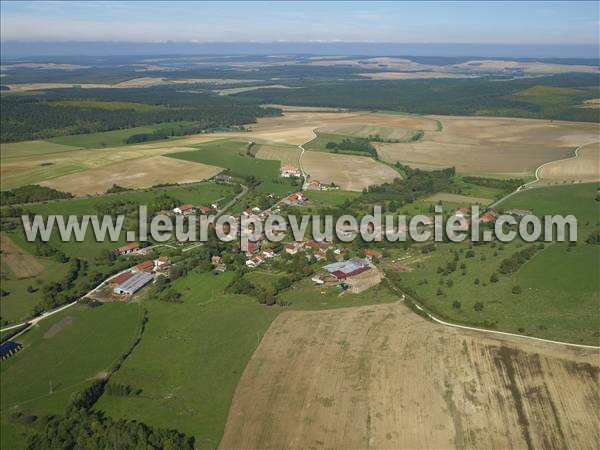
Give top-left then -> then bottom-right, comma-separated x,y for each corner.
358,72 -> 476,80
376,116 -> 599,176
538,142 -> 600,184
241,111 -> 440,145
220,302 -> 600,450
254,144 -> 301,166
0,139 -> 220,190
316,123 -> 413,140
0,233 -> 44,278
302,152 -> 399,191
40,155 -> 222,196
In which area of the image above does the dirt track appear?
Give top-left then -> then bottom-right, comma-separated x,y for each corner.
220,302 -> 600,449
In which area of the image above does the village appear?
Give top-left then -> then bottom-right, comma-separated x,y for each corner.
88,187 -> 531,303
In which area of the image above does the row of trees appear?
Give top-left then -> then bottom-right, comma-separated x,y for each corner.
325,138 -> 378,157
0,184 -> 72,205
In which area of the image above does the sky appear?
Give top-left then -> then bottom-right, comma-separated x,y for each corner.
1,1 -> 598,45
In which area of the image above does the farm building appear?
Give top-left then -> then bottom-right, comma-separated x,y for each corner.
307,180 -> 323,190
505,208 -> 533,217
114,242 -> 139,256
363,249 -> 382,261
173,204 -> 195,215
323,259 -> 371,280
111,270 -> 134,285
479,209 -> 499,223
113,271 -> 153,296
284,192 -> 306,206
245,256 -> 264,268
215,263 -> 226,273
280,164 -> 302,178
135,260 -> 154,273
154,256 -> 170,271
1,341 -> 22,360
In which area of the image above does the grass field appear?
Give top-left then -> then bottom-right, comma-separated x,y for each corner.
0,232 -> 73,324
48,122 -> 195,149
390,183 -> 600,345
0,141 -> 81,159
40,155 -> 223,196
169,140 -> 295,194
305,189 -> 361,207
279,278 -> 399,310
315,123 -> 412,141
1,302 -> 141,449
253,143 -> 301,166
96,271 -> 280,449
220,302 -> 600,449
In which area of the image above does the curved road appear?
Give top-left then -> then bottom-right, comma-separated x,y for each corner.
488,142 -> 592,209
298,130 -> 317,190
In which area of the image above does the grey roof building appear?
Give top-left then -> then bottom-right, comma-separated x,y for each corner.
113,271 -> 153,296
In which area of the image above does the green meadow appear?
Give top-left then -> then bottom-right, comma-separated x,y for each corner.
169,140 -> 296,195
96,271 -> 280,449
1,182 -> 234,323
1,302 -> 141,449
48,122 -> 195,149
393,183 -> 600,345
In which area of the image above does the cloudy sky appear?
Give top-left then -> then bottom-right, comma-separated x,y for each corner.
1,1 -> 598,45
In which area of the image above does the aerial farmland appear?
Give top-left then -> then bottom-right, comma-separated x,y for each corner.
1,2 -> 599,449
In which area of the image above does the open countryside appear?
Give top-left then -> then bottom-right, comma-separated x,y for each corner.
1,3 -> 599,449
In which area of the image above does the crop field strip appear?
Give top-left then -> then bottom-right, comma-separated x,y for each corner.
220,302 -> 600,450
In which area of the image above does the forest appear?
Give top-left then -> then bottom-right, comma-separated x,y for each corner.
237,73 -> 600,122
0,88 -> 280,142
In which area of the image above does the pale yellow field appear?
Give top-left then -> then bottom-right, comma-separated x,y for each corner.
220,302 -> 600,450
254,144 -> 301,166
316,123 -> 412,140
302,151 -> 399,191
40,155 -> 223,196
538,142 -> 600,184
0,139 -> 219,190
358,72 -> 476,80
4,77 -> 262,92
0,233 -> 44,278
215,84 -> 297,95
1,140 -> 82,159
376,116 -> 599,176
453,60 -> 600,74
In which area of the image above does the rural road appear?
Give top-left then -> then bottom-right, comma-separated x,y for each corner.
217,183 -> 248,217
0,268 -> 135,338
488,143 -> 590,209
412,303 -> 600,350
0,301 -> 78,338
298,130 -> 317,190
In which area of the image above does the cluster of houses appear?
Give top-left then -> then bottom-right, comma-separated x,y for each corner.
450,207 -> 532,226
280,164 -> 302,178
242,236 -> 344,269
282,191 -> 306,206
113,242 -> 152,257
171,203 -> 218,216
111,256 -> 171,297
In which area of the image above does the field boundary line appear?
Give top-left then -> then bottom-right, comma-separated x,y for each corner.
412,304 -> 600,350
